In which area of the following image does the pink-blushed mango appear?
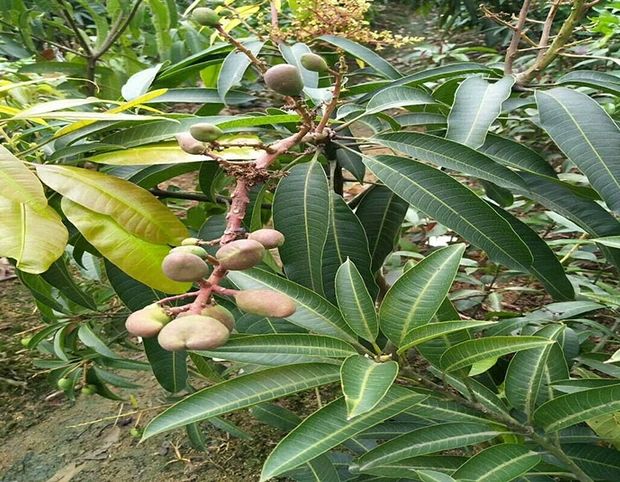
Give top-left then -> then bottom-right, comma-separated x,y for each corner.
235,289 -> 296,318
216,239 -> 265,270
247,228 -> 285,249
162,252 -> 210,282
157,315 -> 230,351
125,303 -> 171,338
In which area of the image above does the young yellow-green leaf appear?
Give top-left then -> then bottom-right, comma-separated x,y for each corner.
194,334 -> 357,366
0,145 -> 47,208
335,259 -> 378,342
260,386 -> 427,481
398,320 -> 496,354
439,336 -> 552,372
87,143 -> 260,165
341,355 -> 399,419
379,244 -> 465,347
61,199 -> 189,293
536,88 -> 620,214
0,197 -> 67,273
37,164 -> 188,244
533,383 -> 620,433
451,443 -> 540,482
446,76 -> 515,149
142,363 -> 341,440
355,422 -> 502,471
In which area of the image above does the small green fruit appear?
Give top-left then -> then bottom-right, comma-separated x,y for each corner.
182,237 -> 201,246
126,303 -> 172,338
20,336 -> 32,348
57,377 -> 72,391
264,64 -> 304,97
81,384 -> 97,395
192,7 -> 220,27
162,252 -> 211,282
130,427 -> 142,438
300,53 -> 329,73
189,122 -> 224,142
235,289 -> 296,318
247,228 -> 285,249
216,239 -> 265,270
157,315 -> 230,351
170,245 -> 208,259
176,132 -> 206,155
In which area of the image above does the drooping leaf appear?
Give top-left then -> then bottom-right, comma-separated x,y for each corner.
319,35 -> 401,79
478,134 -> 558,178
227,268 -> 357,343
355,422 -> 502,471
533,383 -> 620,432
0,145 -> 47,208
451,444 -> 541,482
142,363 -> 341,440
354,185 -> 408,272
363,86 -> 435,116
62,199 -> 189,293
37,164 -> 188,244
0,197 -> 68,274
41,257 -> 97,310
446,76 -> 515,148
260,386 -> 426,481
379,244 -> 465,346
194,334 -> 357,366
143,338 -> 188,393
558,70 -> 620,97
398,320 -> 496,354
562,443 -> 620,481
536,88 -> 620,213
505,325 -> 570,421
273,161 -> 330,296
322,192 -> 376,302
439,336 -> 551,372
218,39 -> 264,102
335,259 -> 378,342
372,132 -> 527,191
341,355 -> 399,419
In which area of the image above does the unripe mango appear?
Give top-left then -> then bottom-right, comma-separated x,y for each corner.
125,303 -> 172,338
57,377 -> 72,391
192,7 -> 220,27
216,239 -> 265,270
264,64 -> 304,97
170,245 -> 208,259
162,252 -> 210,282
176,132 -> 205,155
181,237 -> 201,246
235,289 -> 296,318
300,53 -> 329,73
157,315 -> 230,351
201,304 -> 235,331
81,384 -> 97,395
247,228 -> 285,249
190,122 -> 224,142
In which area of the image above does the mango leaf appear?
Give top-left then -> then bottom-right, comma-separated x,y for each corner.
558,70 -> 620,97
143,87 -> 254,104
0,197 -> 68,274
218,39 -> 264,102
77,324 -> 118,359
505,325 -> 570,421
284,455 -> 340,482
142,363 -> 341,440
0,145 -> 47,208
341,355 -> 399,419
280,42 -> 318,89
41,257 -> 97,310
536,88 -> 620,214
260,386 -> 427,481
194,334 -> 357,366
372,133 -> 527,191
355,455 -> 467,479
439,336 -> 552,372
322,192 -> 376,302
478,134 -> 558,178
451,444 -> 541,482
62,199 -> 189,293
143,338 -> 188,393
355,422 -> 502,471
533,383 -> 620,432
273,161 -> 330,296
37,164 -> 188,244
398,320 -> 496,354
319,35 -> 401,79
121,64 -> 163,101
354,185 -> 408,272
88,143 -> 259,165
446,76 -> 515,149
562,444 -> 620,481
416,470 -> 456,482
227,268 -> 357,342
360,155 -> 537,283
335,259 -> 378,342
379,244 -> 465,347
364,86 -> 435,116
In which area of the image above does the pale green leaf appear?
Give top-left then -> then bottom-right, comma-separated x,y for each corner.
142,363 -> 341,440
37,164 -> 188,244
398,320 -> 496,354
341,355 -> 398,419
218,39 -> 264,102
0,145 -> 47,208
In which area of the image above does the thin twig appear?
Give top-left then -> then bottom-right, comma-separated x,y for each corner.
504,0 -> 531,74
